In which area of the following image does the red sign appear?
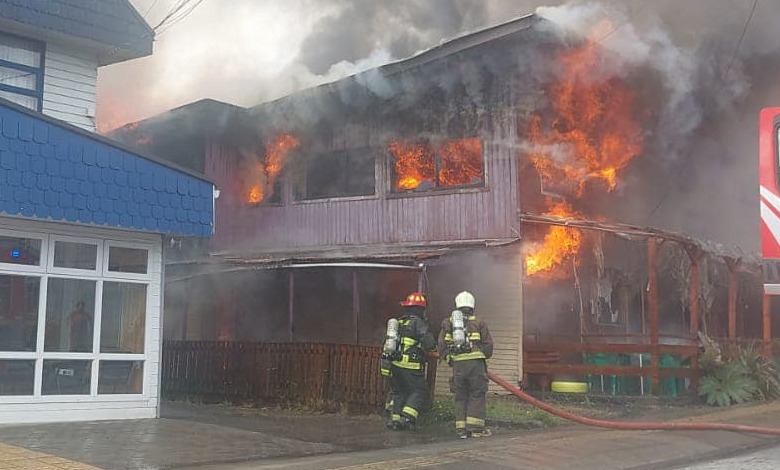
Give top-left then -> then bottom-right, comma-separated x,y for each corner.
760,107 -> 780,259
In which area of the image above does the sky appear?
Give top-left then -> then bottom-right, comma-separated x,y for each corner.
97,0 -> 549,132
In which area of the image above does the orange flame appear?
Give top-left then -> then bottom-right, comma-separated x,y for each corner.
388,141 -> 435,190
525,201 -> 583,279
389,138 -> 483,190
524,26 -> 643,278
528,33 -> 643,196
438,138 -> 483,187
246,134 -> 300,203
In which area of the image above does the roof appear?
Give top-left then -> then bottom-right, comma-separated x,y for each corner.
0,97 -> 214,237
0,0 -> 153,65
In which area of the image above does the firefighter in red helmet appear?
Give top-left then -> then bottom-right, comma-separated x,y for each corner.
382,292 -> 436,430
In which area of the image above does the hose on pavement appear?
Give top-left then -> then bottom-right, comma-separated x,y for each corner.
487,371 -> 780,436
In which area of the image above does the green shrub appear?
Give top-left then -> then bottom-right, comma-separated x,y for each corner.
698,361 -> 758,407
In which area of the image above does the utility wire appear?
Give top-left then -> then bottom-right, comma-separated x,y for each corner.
154,0 -> 209,36
156,0 -> 208,35
647,0 -> 759,217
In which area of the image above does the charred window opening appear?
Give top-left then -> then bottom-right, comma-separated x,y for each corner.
244,134 -> 300,206
389,138 -> 484,192
296,148 -> 375,200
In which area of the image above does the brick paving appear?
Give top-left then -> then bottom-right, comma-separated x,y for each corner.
0,442 -> 100,470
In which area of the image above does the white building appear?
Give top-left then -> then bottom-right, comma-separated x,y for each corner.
0,1 -> 215,423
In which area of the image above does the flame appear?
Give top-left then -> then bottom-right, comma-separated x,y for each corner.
438,138 -> 483,187
525,201 -> 583,279
524,26 -> 643,278
388,141 -> 435,190
246,134 -> 300,203
389,138 -> 483,190
527,31 -> 643,196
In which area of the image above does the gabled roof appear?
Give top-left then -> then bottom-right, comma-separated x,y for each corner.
0,0 -> 153,65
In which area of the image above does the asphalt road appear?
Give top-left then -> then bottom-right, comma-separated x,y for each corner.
679,444 -> 780,469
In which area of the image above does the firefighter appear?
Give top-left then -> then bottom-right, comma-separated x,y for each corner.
384,292 -> 436,430
438,291 -> 494,438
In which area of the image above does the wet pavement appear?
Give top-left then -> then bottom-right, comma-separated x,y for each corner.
0,401 -> 466,470
0,400 -> 779,469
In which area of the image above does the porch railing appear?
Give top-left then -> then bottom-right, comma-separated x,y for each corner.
161,341 -> 435,410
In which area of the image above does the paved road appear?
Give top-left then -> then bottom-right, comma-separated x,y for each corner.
679,444 -> 780,469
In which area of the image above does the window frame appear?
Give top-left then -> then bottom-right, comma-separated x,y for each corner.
0,227 -> 156,402
0,31 -> 45,112
388,138 -> 488,195
294,147 -> 378,202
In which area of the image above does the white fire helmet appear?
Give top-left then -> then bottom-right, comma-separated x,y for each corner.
455,291 -> 476,310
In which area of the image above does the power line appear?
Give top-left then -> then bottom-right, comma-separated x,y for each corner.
647,0 -> 759,218
143,0 -> 161,19
156,0 -> 208,36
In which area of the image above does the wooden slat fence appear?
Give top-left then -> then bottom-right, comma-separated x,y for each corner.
161,341 -> 435,410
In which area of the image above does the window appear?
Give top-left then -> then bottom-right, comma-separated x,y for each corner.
297,148 -> 375,200
108,247 -> 148,274
0,33 -> 44,112
0,360 -> 34,395
42,360 -> 91,395
53,241 -> 98,270
0,235 -> 41,266
100,282 -> 146,354
98,360 -> 143,394
44,278 -> 96,352
389,138 -> 484,192
0,274 -> 40,352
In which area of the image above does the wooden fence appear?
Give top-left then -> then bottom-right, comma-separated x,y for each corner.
161,341 -> 436,410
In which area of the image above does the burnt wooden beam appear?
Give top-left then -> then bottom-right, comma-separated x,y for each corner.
725,257 -> 742,339
764,294 -> 772,357
648,237 -> 660,395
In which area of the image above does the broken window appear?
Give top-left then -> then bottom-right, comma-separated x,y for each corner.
296,148 -> 375,200
389,138 -> 484,192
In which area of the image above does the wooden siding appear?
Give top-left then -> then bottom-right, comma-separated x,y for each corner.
427,244 -> 523,395
208,123 -> 519,252
42,44 -> 97,131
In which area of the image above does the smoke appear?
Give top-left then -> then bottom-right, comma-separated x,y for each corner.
529,0 -> 780,252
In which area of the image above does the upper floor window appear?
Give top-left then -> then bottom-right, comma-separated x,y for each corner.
295,148 -> 376,200
0,32 -> 44,112
389,138 -> 484,192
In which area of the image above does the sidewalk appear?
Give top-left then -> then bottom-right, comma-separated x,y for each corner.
177,402 -> 780,470
1,401 -> 780,470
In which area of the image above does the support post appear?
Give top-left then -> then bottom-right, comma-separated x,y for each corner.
685,245 -> 702,394
353,270 -> 360,344
763,294 -> 772,357
725,257 -> 741,340
288,270 -> 295,342
648,237 -> 660,396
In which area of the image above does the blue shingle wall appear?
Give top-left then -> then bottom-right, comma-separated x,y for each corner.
0,0 -> 152,58
0,103 -> 213,237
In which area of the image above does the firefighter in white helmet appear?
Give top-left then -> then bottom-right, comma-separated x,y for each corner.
438,291 -> 494,438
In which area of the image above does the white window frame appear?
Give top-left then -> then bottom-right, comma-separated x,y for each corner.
0,225 -> 158,403
48,235 -> 103,275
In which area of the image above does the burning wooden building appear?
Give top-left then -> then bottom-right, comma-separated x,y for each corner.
112,13 -> 778,401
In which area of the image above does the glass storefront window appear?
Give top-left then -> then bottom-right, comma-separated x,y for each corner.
0,274 -> 40,352
44,278 -> 96,352
108,247 -> 148,274
0,360 -> 34,395
0,236 -> 41,266
42,360 -> 91,395
53,241 -> 97,270
101,282 -> 146,354
98,361 -> 143,394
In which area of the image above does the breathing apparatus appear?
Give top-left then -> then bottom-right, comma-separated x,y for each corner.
383,318 -> 401,359
450,309 -> 472,354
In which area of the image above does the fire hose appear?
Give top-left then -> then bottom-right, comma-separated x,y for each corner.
486,370 -> 780,436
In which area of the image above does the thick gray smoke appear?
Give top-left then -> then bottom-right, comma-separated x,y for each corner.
529,1 -> 780,253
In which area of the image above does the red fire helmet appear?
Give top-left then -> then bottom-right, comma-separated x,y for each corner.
400,292 -> 427,307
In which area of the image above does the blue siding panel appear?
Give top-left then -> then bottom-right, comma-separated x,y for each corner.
0,104 -> 213,237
